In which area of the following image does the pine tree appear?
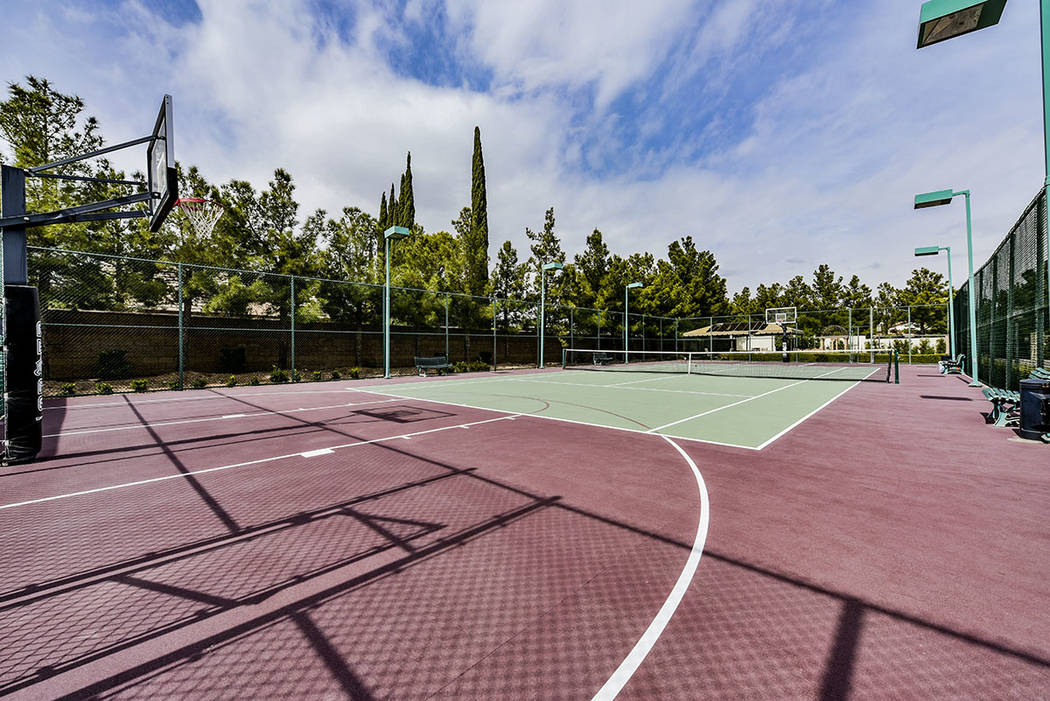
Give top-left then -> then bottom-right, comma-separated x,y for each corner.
468,126 -> 489,295
525,207 -> 566,301
400,152 -> 415,228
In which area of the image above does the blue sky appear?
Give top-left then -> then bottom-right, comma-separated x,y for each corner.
0,0 -> 1044,291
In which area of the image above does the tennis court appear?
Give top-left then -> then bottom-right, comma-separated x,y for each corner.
359,350 -> 896,449
4,360 -> 1049,699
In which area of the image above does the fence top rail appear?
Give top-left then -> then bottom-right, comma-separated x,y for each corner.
956,186 -> 1046,295
28,246 -> 951,326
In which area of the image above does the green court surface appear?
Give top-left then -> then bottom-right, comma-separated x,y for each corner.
364,368 -> 873,450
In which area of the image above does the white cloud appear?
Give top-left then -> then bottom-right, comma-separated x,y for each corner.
0,0 -> 1044,295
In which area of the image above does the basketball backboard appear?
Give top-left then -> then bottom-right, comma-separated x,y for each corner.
146,95 -> 178,232
765,306 -> 797,325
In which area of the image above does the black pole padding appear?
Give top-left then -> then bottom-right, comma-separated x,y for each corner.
5,285 -> 42,464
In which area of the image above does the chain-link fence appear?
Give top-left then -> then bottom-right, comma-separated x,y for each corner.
678,305 -> 948,361
27,247 -> 684,395
25,246 -> 958,396
955,187 -> 1049,389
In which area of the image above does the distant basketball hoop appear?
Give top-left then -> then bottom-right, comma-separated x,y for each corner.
174,197 -> 223,238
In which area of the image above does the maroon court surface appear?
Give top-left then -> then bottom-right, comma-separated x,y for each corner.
1,365 -> 1048,699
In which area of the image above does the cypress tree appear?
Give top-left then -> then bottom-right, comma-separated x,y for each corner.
469,126 -> 489,294
389,183 -> 397,229
400,152 -> 415,228
379,191 -> 388,230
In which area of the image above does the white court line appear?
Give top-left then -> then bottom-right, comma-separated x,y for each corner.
753,380 -> 865,450
592,435 -> 709,700
505,377 -> 750,399
645,380 -> 809,433
43,398 -> 403,438
352,388 -> 761,451
42,386 -> 377,413
606,373 -> 687,386
644,365 -> 860,434
1,414 -> 519,511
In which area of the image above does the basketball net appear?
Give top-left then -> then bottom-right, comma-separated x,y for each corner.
174,197 -> 223,238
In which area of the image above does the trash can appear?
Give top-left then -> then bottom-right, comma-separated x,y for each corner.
1018,377 -> 1050,442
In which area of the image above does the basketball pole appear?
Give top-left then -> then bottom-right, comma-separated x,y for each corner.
1,166 -> 28,286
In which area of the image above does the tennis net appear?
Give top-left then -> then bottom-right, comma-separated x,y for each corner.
561,348 -> 898,383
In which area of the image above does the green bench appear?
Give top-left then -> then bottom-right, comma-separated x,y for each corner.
414,355 -> 450,377
982,366 -> 1050,427
939,354 -> 965,375
593,352 -> 615,366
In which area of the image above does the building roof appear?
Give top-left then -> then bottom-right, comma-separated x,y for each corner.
682,322 -> 798,338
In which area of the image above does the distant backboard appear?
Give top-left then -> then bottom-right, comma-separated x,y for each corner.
146,95 -> 178,232
765,306 -> 797,325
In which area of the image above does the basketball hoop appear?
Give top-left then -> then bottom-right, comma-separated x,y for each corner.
174,197 -> 223,238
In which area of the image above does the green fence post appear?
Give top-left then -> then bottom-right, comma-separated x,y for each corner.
570,307 -> 574,350
675,318 -> 679,353
177,263 -> 184,390
907,306 -> 912,364
848,307 -> 852,352
869,307 -> 874,362
597,312 -> 601,350
444,292 -> 449,359
491,297 -> 496,370
290,277 -> 296,380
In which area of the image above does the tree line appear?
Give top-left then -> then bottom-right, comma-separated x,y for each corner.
0,76 -> 950,334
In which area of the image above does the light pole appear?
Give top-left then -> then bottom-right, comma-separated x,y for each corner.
915,245 -> 956,358
914,191 -> 980,385
915,0 -> 1050,380
538,261 -> 563,368
624,282 -> 643,363
384,225 -> 410,378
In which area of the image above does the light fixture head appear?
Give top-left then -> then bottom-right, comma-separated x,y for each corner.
627,282 -> 643,289
542,261 -> 564,271
917,0 -> 1006,49
914,246 -> 942,256
914,190 -> 955,209
384,225 -> 410,239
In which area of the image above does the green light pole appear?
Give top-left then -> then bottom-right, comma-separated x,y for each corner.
384,226 -> 410,378
915,245 -> 956,358
914,191 -> 980,385
916,0 -> 1050,381
538,261 -> 563,368
624,282 -> 643,363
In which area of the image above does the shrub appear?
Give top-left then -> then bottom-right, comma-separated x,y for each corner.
191,377 -> 208,389
269,366 -> 289,383
95,349 -> 131,379
348,368 -> 360,379
59,383 -> 76,397
451,361 -> 469,373
95,382 -> 113,395
468,360 -> 489,372
291,369 -> 302,383
936,338 -> 947,354
218,346 -> 248,374
249,376 -> 261,386
226,375 -> 238,387
168,378 -> 181,390
312,370 -> 323,382
330,370 -> 342,380
130,379 -> 149,393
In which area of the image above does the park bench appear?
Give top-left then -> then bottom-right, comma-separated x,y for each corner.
982,366 -> 1050,427
592,352 -> 615,366
414,355 -> 450,377
939,354 -> 965,375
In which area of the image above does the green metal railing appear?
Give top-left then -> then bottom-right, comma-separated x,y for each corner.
954,187 -> 1049,389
